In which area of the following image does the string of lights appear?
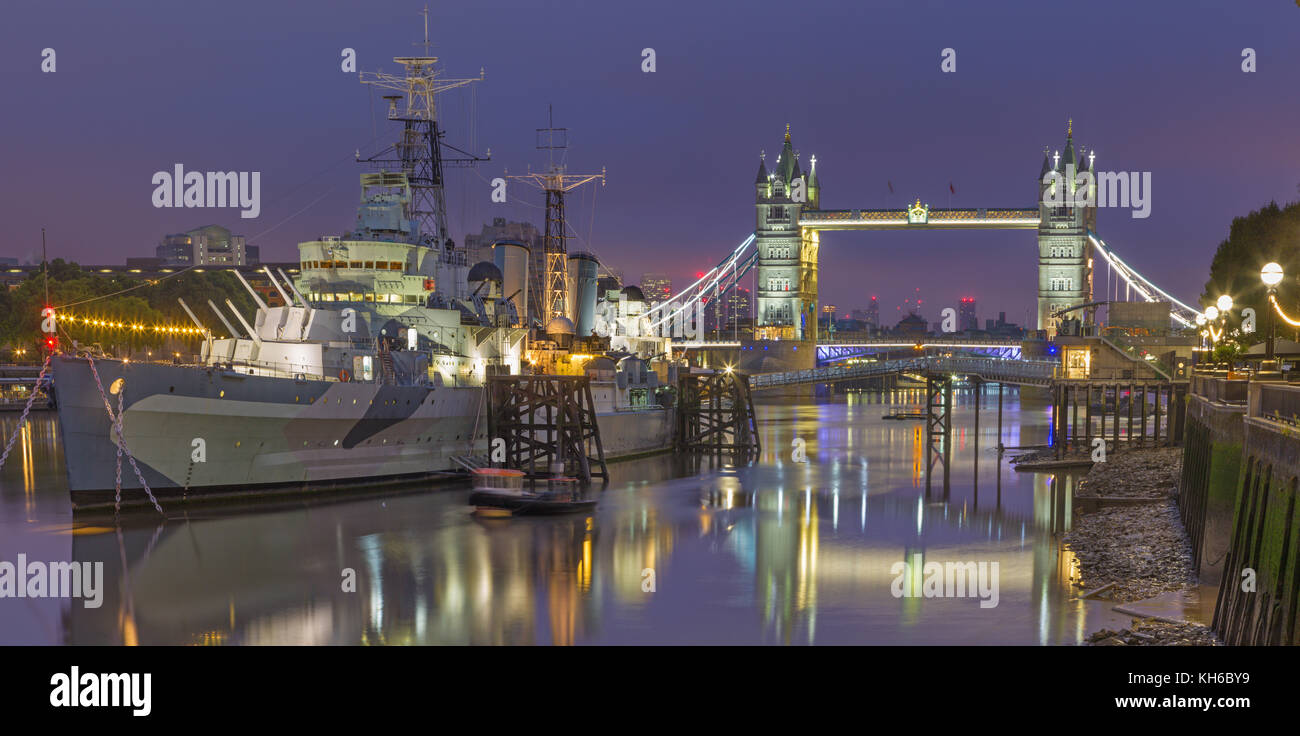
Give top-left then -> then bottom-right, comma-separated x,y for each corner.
56,311 -> 210,338
1268,293 -> 1300,327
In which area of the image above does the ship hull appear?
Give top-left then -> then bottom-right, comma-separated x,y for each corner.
50,356 -> 675,509
51,356 -> 485,508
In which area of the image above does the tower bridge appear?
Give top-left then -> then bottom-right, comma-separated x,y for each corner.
646,121 -> 1200,381
751,121 -> 1094,344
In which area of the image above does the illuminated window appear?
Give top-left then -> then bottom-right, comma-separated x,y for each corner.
364,261 -> 374,269
390,261 -> 403,271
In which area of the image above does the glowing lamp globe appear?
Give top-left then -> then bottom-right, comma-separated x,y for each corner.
1205,306 -> 1219,321
1216,295 -> 1233,312
1262,262 -> 1284,287
1195,313 -> 1207,326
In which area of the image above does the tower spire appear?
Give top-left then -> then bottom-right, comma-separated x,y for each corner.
785,123 -> 791,143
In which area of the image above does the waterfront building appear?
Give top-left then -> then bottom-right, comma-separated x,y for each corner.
157,225 -> 256,267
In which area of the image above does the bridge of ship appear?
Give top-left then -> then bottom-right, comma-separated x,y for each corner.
748,355 -> 1059,391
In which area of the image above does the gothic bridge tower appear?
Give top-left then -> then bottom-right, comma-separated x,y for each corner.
1036,119 -> 1096,335
754,124 -> 819,342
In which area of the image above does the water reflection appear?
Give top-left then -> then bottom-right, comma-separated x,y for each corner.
2,388 -> 1125,645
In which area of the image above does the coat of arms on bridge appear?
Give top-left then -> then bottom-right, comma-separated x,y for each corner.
907,199 -> 930,224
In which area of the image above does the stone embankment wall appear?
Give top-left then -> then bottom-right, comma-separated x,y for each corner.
1181,377 -> 1300,645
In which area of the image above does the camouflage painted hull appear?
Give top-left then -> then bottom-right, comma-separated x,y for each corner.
51,356 -> 485,509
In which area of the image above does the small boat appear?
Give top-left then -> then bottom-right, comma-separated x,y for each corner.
468,468 -> 597,515
883,410 -> 926,421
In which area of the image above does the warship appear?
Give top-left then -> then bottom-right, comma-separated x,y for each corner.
50,47 -> 675,509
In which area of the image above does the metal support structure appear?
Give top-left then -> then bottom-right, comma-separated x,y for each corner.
675,371 -> 760,460
505,107 -> 605,324
925,373 -> 952,493
359,42 -> 488,251
487,374 -> 608,483
972,378 -> 981,499
543,188 -> 569,321
996,382 -> 1004,451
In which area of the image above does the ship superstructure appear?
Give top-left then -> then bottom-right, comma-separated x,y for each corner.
49,39 -> 675,507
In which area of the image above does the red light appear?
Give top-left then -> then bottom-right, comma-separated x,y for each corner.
695,271 -> 705,279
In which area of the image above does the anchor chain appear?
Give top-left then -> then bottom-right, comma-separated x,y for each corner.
85,354 -> 164,515
0,353 -> 52,473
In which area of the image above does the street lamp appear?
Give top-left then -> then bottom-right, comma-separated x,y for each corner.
1204,304 -> 1230,373
1259,262 -> 1284,379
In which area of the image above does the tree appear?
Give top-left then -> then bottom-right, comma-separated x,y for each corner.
1201,200 -> 1300,343
0,262 -> 265,359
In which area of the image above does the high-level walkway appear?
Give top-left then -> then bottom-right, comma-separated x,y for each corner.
749,356 -> 1060,390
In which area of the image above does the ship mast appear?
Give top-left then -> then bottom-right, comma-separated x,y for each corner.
359,5 -> 488,257
505,106 -> 605,324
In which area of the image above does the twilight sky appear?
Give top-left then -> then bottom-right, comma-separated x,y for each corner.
2,0 -> 1299,326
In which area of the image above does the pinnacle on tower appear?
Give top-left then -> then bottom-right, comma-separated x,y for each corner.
755,152 -> 768,184
1062,119 -> 1076,168
775,125 -> 796,185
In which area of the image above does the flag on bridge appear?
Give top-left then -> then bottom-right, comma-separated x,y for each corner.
887,180 -> 893,194
949,181 -> 956,194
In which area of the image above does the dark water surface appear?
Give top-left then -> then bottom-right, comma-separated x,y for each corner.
1,387 -> 1128,645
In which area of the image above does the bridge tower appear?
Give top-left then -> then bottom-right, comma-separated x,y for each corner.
754,125 -> 818,342
1036,120 -> 1096,336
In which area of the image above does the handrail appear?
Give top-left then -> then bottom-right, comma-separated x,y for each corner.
1098,334 -> 1174,381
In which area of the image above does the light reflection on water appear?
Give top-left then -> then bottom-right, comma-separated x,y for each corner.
1,387 -> 1124,645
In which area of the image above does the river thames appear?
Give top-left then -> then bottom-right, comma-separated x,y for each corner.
1,386 -> 1129,645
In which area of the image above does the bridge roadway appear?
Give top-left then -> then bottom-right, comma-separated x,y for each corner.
748,356 -> 1060,391
673,337 -> 1023,350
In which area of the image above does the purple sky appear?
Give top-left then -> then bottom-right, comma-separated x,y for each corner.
3,0 -> 1299,325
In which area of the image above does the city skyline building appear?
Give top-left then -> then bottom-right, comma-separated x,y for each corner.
640,272 -> 672,306
959,297 -> 977,332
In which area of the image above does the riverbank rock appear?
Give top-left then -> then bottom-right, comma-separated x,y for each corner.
1064,448 -> 1221,646
1076,446 -> 1182,499
1085,621 -> 1221,646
